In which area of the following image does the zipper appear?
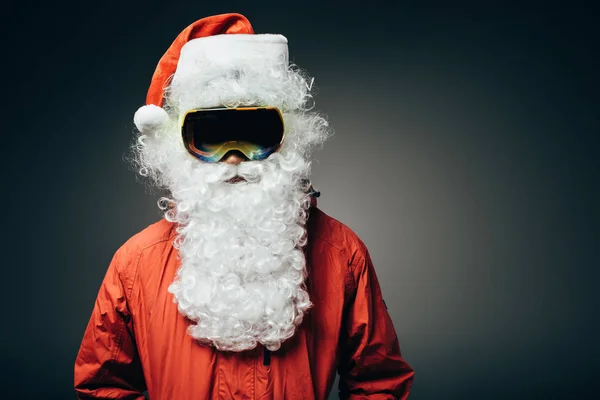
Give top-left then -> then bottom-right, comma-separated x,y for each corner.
263,347 -> 271,366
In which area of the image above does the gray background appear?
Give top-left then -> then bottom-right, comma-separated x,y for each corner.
1,1 -> 598,399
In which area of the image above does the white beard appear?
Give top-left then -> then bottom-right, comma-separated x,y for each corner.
164,151 -> 314,352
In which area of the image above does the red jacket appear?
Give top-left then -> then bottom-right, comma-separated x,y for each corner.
74,197 -> 414,399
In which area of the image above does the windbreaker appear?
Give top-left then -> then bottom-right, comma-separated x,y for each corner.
74,196 -> 414,399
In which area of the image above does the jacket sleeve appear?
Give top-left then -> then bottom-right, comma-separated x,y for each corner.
338,242 -> 414,399
74,250 -> 147,399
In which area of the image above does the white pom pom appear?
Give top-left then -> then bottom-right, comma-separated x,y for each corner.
134,104 -> 169,134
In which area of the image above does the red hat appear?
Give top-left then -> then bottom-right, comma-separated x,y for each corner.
134,13 -> 289,135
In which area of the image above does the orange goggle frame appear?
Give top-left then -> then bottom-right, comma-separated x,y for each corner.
182,107 -> 285,162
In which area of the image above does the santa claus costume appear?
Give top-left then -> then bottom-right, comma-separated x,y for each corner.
74,13 -> 414,400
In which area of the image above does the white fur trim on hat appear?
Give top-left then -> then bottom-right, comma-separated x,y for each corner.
168,34 -> 290,110
172,34 -> 288,83
134,104 -> 169,134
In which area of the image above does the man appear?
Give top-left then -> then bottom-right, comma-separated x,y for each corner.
74,13 -> 414,400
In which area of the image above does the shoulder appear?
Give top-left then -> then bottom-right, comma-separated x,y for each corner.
120,217 -> 175,252
308,206 -> 369,266
111,218 -> 176,278
308,207 -> 377,294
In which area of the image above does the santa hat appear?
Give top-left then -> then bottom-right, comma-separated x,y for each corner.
134,13 -> 289,135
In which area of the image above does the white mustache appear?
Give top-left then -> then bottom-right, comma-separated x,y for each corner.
214,157 -> 275,183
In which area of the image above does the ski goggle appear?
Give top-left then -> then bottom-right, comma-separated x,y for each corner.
182,107 -> 285,162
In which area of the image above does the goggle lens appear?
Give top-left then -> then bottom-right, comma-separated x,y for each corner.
182,107 -> 284,162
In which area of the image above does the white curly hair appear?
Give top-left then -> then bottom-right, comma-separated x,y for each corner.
130,57 -> 333,352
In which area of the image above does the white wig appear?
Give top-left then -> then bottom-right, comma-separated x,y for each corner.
129,59 -> 333,351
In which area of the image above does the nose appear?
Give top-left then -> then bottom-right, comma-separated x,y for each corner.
221,150 -> 248,165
